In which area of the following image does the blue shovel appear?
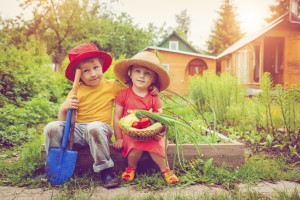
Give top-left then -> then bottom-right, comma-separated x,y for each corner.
46,69 -> 81,185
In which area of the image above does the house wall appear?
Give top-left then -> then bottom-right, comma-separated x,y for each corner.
160,35 -> 196,53
219,22 -> 300,88
147,50 -> 216,94
283,31 -> 300,85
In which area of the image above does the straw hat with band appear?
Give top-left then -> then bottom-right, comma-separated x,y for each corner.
114,51 -> 170,91
65,42 -> 112,82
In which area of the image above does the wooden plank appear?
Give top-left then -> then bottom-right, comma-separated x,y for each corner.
41,142 -> 245,171
167,143 -> 245,167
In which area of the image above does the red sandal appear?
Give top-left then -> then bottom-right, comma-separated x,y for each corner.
162,168 -> 179,184
122,167 -> 136,181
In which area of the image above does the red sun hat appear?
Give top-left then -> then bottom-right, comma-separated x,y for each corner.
65,42 -> 112,82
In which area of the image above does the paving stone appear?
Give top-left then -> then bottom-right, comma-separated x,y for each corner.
0,186 -> 25,200
1,181 -> 299,199
238,181 -> 300,196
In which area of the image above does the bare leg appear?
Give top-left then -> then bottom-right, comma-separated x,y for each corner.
127,149 -> 143,168
149,152 -> 167,172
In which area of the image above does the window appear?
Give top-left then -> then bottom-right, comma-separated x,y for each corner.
253,45 -> 260,82
290,0 -> 300,23
235,48 -> 250,84
169,41 -> 179,50
274,40 -> 284,74
226,59 -> 231,73
162,64 -> 170,73
264,37 -> 284,75
188,59 -> 207,76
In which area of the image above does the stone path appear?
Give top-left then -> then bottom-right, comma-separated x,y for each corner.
1,181 -> 300,199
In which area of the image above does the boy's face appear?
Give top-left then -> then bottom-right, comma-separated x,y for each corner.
130,65 -> 155,90
79,58 -> 103,87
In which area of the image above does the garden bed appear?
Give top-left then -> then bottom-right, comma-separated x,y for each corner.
41,131 -> 245,171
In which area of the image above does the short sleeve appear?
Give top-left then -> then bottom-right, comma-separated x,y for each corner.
152,96 -> 162,112
115,89 -> 127,107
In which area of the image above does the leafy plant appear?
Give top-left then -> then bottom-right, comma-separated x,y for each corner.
0,132 -> 46,187
188,72 -> 244,125
135,110 -> 209,170
259,72 -> 275,134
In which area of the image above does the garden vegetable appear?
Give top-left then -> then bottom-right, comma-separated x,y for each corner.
119,112 -> 164,141
138,116 -> 151,128
127,122 -> 163,134
131,122 -> 141,129
119,112 -> 139,129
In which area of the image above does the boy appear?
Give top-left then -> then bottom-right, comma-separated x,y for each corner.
44,43 -> 158,188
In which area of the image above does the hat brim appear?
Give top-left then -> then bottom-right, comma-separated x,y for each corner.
114,58 -> 170,91
65,51 -> 112,82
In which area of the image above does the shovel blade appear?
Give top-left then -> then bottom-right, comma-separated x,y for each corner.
46,147 -> 78,185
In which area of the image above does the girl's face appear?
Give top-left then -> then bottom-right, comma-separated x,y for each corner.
130,65 -> 156,90
80,58 -> 103,87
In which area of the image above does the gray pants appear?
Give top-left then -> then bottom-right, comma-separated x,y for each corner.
44,121 -> 114,172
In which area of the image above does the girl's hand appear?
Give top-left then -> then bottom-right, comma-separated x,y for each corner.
149,85 -> 159,96
154,125 -> 166,140
112,139 -> 123,150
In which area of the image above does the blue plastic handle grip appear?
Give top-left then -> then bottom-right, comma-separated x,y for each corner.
61,109 -> 73,148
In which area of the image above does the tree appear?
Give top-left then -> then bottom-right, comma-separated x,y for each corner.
21,0 -> 104,71
1,0 -> 166,71
175,9 -> 190,39
206,0 -> 243,55
265,0 -> 289,22
87,12 -> 162,59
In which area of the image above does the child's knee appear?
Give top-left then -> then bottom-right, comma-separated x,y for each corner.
90,128 -> 101,143
44,121 -> 61,137
87,122 -> 112,138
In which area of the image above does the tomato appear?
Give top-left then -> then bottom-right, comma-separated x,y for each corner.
131,122 -> 141,129
138,116 -> 151,128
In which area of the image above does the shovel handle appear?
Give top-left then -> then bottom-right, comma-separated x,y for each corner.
61,69 -> 81,149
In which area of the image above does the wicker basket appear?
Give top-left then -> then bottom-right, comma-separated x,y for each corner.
121,122 -> 163,142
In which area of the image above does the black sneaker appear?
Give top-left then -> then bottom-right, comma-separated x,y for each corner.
101,167 -> 120,188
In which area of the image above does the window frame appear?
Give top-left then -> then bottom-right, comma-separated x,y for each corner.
169,41 -> 179,50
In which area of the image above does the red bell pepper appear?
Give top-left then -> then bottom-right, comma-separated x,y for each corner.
131,121 -> 141,129
138,116 -> 151,128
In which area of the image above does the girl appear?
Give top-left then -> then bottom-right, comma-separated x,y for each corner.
112,51 -> 179,184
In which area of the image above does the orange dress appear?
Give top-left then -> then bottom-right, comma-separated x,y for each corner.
115,87 -> 166,158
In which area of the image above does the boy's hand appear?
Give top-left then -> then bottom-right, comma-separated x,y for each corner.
149,85 -> 159,96
61,95 -> 79,111
112,139 -> 123,150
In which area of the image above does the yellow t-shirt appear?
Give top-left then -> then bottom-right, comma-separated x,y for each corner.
67,79 -> 125,124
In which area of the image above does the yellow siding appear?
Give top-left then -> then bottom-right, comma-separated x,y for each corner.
147,50 -> 216,93
219,22 -> 300,88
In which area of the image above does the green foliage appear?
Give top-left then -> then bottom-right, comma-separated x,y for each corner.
188,72 -> 300,160
103,55 -> 127,81
258,72 -> 274,133
275,84 -> 300,134
0,39 -> 65,105
0,104 -> 44,145
5,0 -> 167,71
266,0 -> 289,22
126,154 -> 299,190
0,133 -> 45,186
189,72 -> 244,125
0,40 -> 67,146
